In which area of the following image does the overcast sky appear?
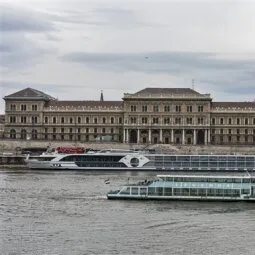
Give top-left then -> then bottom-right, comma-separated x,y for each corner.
1,0 -> 255,113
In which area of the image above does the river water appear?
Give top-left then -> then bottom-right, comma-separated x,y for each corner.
1,168 -> 255,255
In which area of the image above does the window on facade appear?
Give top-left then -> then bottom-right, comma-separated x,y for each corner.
131,105 -> 136,112
131,117 -> 137,124
69,134 -> 73,140
10,104 -> 16,111
53,128 -> 56,133
198,117 -> 203,124
228,118 -> 232,125
32,105 -> 37,111
111,117 -> 114,124
45,117 -> 48,124
111,128 -> 114,133
164,117 -> 170,124
61,117 -> 65,124
61,128 -> 64,133
94,128 -> 97,133
198,105 -> 204,112
32,116 -> 37,124
245,136 -> 248,142
70,118 -> 73,124
220,136 -> 223,143
237,129 -> 240,134
45,128 -> 48,133
152,117 -> 158,124
21,104 -> 26,111
102,128 -> 105,133
187,105 -> 192,112
10,129 -> 16,139
153,105 -> 159,112
142,105 -> 147,112
211,129 -> 215,134
253,129 -> 255,134
61,135 -> 64,140
228,129 -> 231,134
53,117 -> 56,124
77,117 -> 81,124
245,118 -> 249,125
228,136 -> 232,142
187,117 -> 192,124
220,118 -> 224,125
245,129 -> 248,134
103,117 -> 106,124
253,118 -> 255,125
10,116 -> 16,123
212,118 -> 215,125
86,128 -> 89,133
119,117 -> 122,124
220,129 -> 223,134
237,118 -> 240,125
86,117 -> 89,124
94,118 -> 97,124
164,105 -> 170,112
21,129 -> 27,139
142,117 -> 147,124
77,128 -> 81,133
69,128 -> 72,133
175,105 -> 181,112
175,117 -> 181,124
32,129 -> 37,140
237,136 -> 240,142
21,116 -> 26,123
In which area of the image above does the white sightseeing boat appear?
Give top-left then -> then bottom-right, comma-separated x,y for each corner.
107,173 -> 255,201
25,149 -> 255,171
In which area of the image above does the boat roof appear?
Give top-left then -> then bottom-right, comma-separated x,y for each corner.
157,174 -> 254,179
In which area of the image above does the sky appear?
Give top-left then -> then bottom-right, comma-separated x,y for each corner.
1,0 -> 255,114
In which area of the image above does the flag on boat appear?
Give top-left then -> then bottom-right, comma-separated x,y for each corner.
104,179 -> 110,184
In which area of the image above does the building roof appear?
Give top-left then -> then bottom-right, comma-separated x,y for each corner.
134,87 -> 201,95
47,100 -> 123,107
3,88 -> 55,100
212,102 -> 255,109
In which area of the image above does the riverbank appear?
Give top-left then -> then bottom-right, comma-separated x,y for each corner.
0,139 -> 255,155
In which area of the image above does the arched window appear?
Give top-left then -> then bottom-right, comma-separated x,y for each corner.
103,117 -> 106,124
32,129 -> 38,140
53,117 -> 57,124
10,129 -> 16,139
111,117 -> 114,124
61,117 -> 65,124
77,117 -> 81,124
21,129 -> 27,140
70,117 -> 73,124
86,117 -> 90,124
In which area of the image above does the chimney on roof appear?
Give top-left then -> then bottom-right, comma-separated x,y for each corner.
100,90 -> 104,101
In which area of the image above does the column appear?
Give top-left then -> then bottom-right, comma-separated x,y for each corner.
204,129 -> 208,145
160,129 -> 163,143
123,128 -> 126,143
126,129 -> 129,143
137,129 -> 140,144
207,129 -> 211,144
182,129 -> 185,144
193,129 -> 197,145
171,129 -> 174,143
148,129 -> 151,144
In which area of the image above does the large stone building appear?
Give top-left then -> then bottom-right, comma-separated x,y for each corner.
3,87 -> 255,145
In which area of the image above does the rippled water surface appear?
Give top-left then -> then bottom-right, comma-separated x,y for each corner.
1,169 -> 255,255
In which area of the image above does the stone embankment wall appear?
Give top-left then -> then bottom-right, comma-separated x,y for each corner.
0,139 -> 255,155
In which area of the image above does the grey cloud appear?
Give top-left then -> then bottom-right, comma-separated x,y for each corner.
61,51 -> 255,73
61,51 -> 255,97
1,4 -> 55,33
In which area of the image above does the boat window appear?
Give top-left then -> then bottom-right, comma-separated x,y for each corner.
131,187 -> 139,195
140,188 -> 147,195
242,179 -> 250,183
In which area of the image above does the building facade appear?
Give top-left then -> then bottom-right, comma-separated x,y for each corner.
3,87 -> 255,145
